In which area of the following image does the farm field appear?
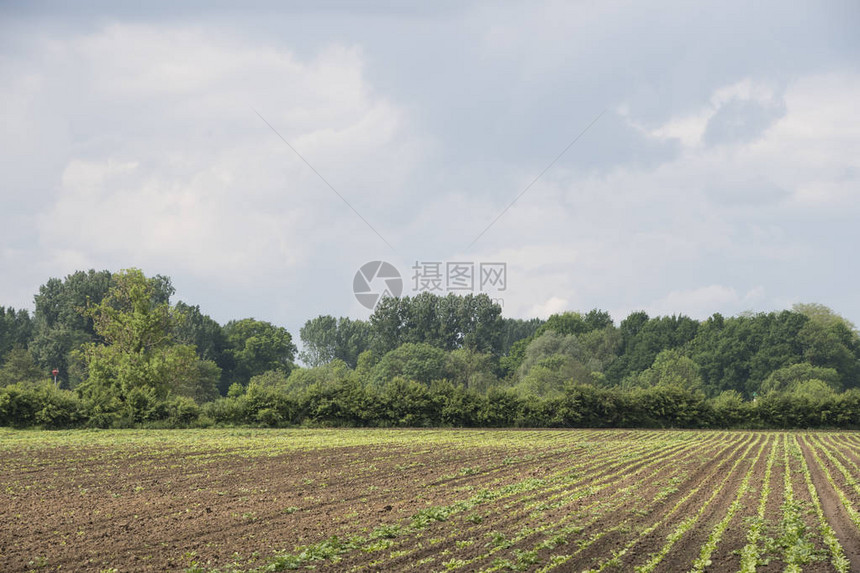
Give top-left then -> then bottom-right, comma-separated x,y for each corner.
2,429 -> 860,572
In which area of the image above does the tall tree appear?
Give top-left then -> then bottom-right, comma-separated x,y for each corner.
635,348 -> 704,393
300,315 -> 370,368
76,269 -> 219,404
173,301 -> 231,375
370,293 -> 503,355
606,313 -> 698,384
29,270 -> 113,386
0,306 -> 33,365
370,343 -> 449,387
172,301 -> 233,395
222,318 -> 297,386
0,348 -> 44,386
499,317 -> 544,355
536,312 -> 591,337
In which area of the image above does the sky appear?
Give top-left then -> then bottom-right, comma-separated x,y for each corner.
1,0 -> 859,338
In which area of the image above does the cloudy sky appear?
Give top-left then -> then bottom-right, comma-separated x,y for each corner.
1,0 -> 859,336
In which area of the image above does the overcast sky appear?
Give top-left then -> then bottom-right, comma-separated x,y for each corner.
1,0 -> 859,336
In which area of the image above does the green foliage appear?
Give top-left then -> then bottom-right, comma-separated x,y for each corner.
499,317 -> 544,355
792,379 -> 837,401
0,348 -> 45,386
445,348 -> 498,393
378,377 -> 433,427
514,331 -> 603,397
535,309 -> 612,338
75,269 -> 222,413
0,382 -> 85,428
173,301 -> 232,393
370,342 -> 449,387
223,318 -> 296,385
30,270 -> 120,387
689,311 -> 808,397
500,310 -> 617,379
797,319 -> 860,385
607,312 -> 699,384
248,368 -> 291,389
479,387 -> 523,426
7,268 -> 860,431
429,379 -> 482,426
0,306 -> 33,366
710,390 -> 747,427
519,331 -> 584,376
299,315 -> 370,368
634,348 -> 704,393
369,292 -> 503,355
762,363 -> 841,394
282,360 -> 352,394
793,302 -> 857,332
500,336 -> 530,377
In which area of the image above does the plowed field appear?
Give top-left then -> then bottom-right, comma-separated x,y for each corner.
2,429 -> 859,572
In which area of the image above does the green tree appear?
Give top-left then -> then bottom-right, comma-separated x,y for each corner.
299,315 -> 370,368
0,348 -> 45,386
500,336 -> 531,378
29,270 -> 113,387
0,307 -> 33,366
516,362 -> 571,398
76,269 -> 220,409
607,312 -> 699,384
710,390 -> 747,427
445,348 -> 498,393
635,348 -> 704,393
797,320 -> 859,386
791,379 -> 837,401
282,360 -> 352,395
515,332 -> 602,397
378,377 -> 432,426
369,293 -> 503,355
299,315 -> 338,367
173,302 -> 229,363
370,342 -> 449,387
518,331 -> 585,376
499,317 -> 544,355
223,318 -> 297,386
761,363 -> 841,394
536,312 -> 590,337
688,312 -> 801,397
173,301 -> 232,393
793,302 -> 857,332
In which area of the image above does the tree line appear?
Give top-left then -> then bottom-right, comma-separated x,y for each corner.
2,268 -> 859,429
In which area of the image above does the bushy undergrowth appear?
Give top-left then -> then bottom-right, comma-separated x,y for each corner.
4,379 -> 860,430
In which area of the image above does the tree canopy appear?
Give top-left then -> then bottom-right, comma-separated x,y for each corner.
4,268 -> 860,430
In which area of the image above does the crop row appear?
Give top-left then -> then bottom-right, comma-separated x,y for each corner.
4,429 -> 860,573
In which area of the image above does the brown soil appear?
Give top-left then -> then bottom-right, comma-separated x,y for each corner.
706,433 -> 784,573
351,433 -> 725,572
798,435 -> 860,571
3,430 -> 859,573
651,433 -> 774,573
0,442 -> 551,572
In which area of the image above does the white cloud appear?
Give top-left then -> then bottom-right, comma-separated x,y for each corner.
460,71 -> 860,321
629,78 -> 784,149
647,285 -> 765,319
15,24 -> 425,299
526,296 -> 569,320
2,4 -> 859,332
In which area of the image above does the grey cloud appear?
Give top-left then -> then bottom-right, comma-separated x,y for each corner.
704,98 -> 786,147
1,1 -> 859,334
